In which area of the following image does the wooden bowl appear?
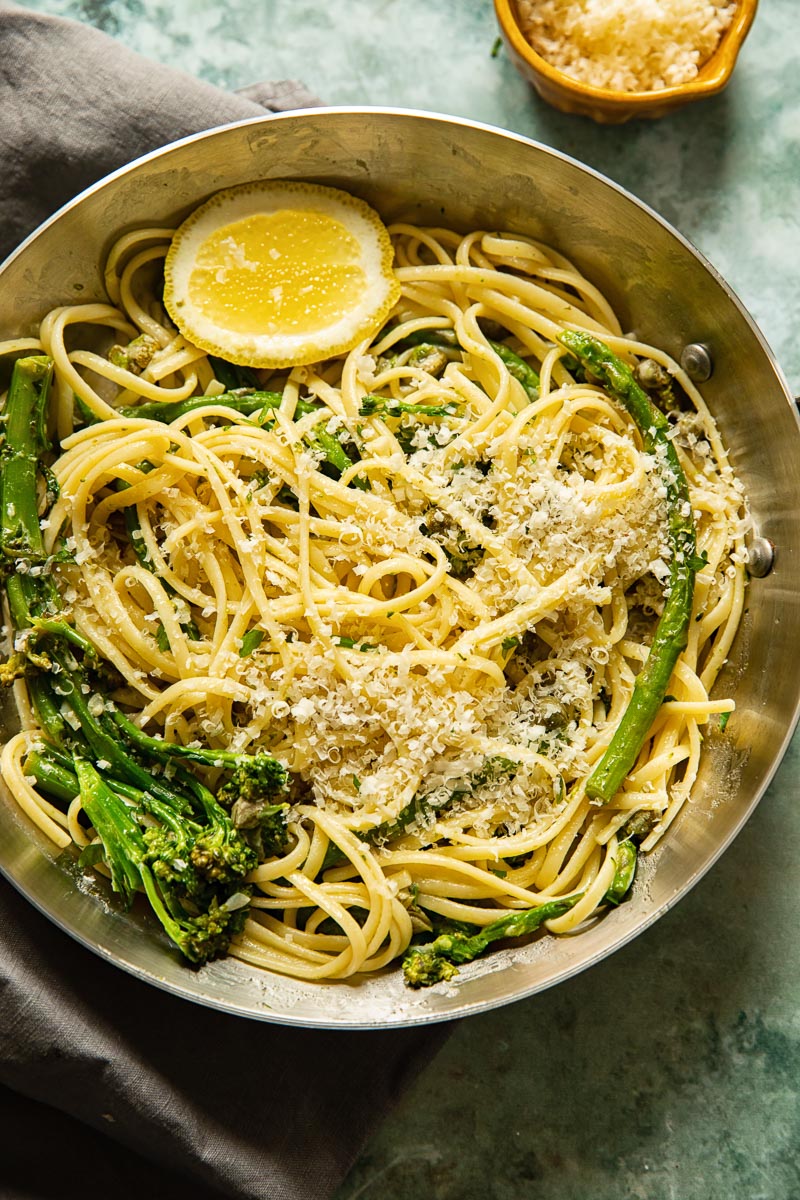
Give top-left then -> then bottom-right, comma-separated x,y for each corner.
494,0 -> 758,124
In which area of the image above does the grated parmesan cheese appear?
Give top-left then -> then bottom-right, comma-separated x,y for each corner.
516,0 -> 737,92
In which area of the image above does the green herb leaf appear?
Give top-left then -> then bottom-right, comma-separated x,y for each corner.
239,629 -> 266,658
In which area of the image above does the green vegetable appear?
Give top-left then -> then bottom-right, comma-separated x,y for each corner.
237,801 -> 291,860
239,628 -> 266,657
120,388 -> 369,489
107,706 -> 287,812
74,756 -> 245,964
402,894 -> 581,987
0,355 -> 287,964
331,636 -> 379,651
0,356 -> 56,633
407,343 -> 450,377
207,355 -> 262,391
621,809 -> 658,845
558,330 -> 700,804
603,839 -> 637,906
402,832 -> 633,988
395,328 -> 539,401
360,395 -> 459,419
108,333 -> 158,374
488,340 -> 539,401
118,389 -> 282,424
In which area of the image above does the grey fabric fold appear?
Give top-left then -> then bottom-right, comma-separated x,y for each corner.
0,7 -> 448,1199
0,880 -> 444,1200
0,0 -> 323,262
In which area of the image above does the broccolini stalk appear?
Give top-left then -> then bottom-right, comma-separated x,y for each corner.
118,389 -> 282,423
26,658 -> 260,954
0,357 -> 272,963
402,894 -> 582,988
0,361 -> 84,687
73,755 -> 143,906
488,340 -> 540,401
51,679 -> 284,880
360,395 -> 459,419
395,328 -> 540,401
73,756 -> 244,963
40,656 -> 256,893
107,706 -> 290,863
402,835 -> 637,987
23,749 -> 81,804
119,389 -> 366,488
24,743 -> 145,809
108,706 -> 287,803
558,330 -> 701,805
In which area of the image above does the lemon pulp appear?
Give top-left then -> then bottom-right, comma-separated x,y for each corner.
163,180 -> 401,369
187,211 -> 366,337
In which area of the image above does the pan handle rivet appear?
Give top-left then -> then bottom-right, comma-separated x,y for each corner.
680,342 -> 713,383
748,537 -> 775,578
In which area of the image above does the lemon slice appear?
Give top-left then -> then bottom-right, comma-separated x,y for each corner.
163,180 -> 401,369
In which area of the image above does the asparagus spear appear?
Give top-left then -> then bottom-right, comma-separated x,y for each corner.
118,388 -> 281,422
604,839 -> 637,906
0,356 -> 57,632
558,330 -> 702,804
487,339 -> 540,401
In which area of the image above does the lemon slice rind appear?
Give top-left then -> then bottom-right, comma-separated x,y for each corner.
163,180 -> 401,369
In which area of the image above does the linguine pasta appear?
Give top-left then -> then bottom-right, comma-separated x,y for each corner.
0,217 -> 747,983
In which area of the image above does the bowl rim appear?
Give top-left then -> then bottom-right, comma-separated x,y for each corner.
1,105 -> 798,1028
494,0 -> 759,108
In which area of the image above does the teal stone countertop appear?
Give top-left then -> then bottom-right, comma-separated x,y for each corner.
16,2 -> 800,1197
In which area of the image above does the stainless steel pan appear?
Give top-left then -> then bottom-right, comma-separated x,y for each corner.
1,109 -> 797,1028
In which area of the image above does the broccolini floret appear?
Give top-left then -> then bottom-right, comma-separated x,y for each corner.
0,356 -> 279,965
217,754 -> 289,809
402,833 -> 639,987
228,798 -> 291,860
402,895 -> 582,988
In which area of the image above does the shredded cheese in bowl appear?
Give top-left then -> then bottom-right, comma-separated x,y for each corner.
516,0 -> 737,93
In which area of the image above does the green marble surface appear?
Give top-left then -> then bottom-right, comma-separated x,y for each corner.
16,1 -> 800,1196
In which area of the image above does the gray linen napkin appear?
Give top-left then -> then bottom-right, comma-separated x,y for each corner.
0,7 -> 449,1199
